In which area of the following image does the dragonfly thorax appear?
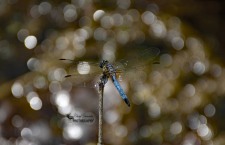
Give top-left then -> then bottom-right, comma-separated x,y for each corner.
99,60 -> 116,76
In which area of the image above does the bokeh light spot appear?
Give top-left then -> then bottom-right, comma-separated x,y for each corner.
94,27 -> 107,41
204,104 -> 216,117
56,36 -> 69,50
30,97 -> 42,110
104,110 -> 119,124
101,15 -> 113,29
30,5 -> 40,18
114,125 -> 128,137
172,37 -> 184,50
21,128 -> 33,139
197,124 -> 209,138
117,0 -> 130,9
12,115 -> 23,128
49,81 -> 61,93
77,62 -> 90,75
63,125 -> 83,140
210,64 -> 222,77
116,31 -> 129,44
24,35 -> 37,49
193,61 -> 205,75
151,20 -> 167,38
148,102 -> 161,118
184,84 -> 195,97
27,57 -> 40,71
63,4 -> 77,22
17,29 -> 29,42
55,91 -> 70,107
140,125 -> 151,137
93,10 -> 105,21
170,122 -> 182,135
11,82 -> 24,98
26,91 -> 39,102
112,13 -> 123,26
141,11 -> 155,25
38,2 -> 52,15
33,76 -> 47,89
160,54 -> 173,67
53,68 -> 67,81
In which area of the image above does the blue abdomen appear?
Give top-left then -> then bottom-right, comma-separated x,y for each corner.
111,75 -> 130,107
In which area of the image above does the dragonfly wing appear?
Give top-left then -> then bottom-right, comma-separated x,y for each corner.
112,47 -> 160,82
60,60 -> 102,88
64,73 -> 101,88
111,75 -> 130,107
114,47 -> 160,71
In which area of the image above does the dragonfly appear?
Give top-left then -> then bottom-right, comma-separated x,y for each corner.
60,47 -> 160,107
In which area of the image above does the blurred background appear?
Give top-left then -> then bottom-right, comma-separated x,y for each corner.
1,0 -> 225,145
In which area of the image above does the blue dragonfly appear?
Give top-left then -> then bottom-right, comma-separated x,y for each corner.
60,47 -> 160,107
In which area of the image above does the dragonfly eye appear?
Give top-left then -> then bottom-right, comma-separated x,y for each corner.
99,60 -> 108,68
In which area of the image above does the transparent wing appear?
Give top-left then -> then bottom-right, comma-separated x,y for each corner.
65,73 -> 101,88
59,47 -> 160,85
113,47 -> 160,73
60,59 -> 102,87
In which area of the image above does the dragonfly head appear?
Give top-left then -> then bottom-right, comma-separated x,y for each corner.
99,60 -> 109,68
